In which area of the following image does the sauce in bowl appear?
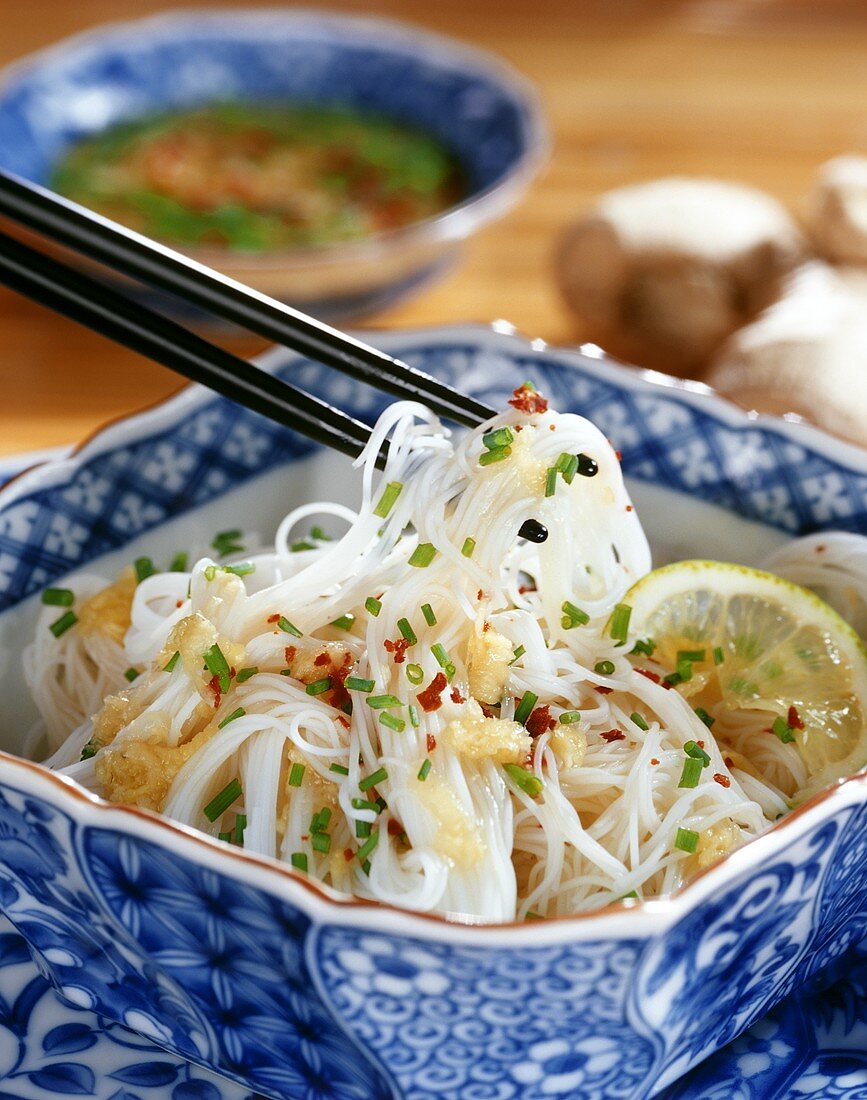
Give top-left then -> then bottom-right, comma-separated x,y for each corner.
51,103 -> 466,252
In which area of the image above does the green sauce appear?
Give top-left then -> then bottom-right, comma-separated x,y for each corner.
52,103 -> 465,252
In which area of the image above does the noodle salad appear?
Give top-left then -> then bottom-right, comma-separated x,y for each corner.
24,386 -> 867,921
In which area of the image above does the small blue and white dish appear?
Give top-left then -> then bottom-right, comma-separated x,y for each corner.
0,10 -> 547,320
0,325 -> 865,1100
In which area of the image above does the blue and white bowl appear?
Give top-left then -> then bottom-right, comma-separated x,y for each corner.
0,10 -> 547,319
0,326 -> 865,1100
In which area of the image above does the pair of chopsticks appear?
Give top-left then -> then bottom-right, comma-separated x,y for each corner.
0,170 -> 497,468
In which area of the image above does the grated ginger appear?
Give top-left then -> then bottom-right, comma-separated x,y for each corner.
442,700 -> 530,764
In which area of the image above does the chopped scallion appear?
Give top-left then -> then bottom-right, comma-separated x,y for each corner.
406,664 -> 424,685
695,707 -> 716,728
306,677 -> 332,696
164,651 -> 180,673
561,601 -> 590,629
417,759 -> 432,781
359,767 -> 388,792
233,813 -> 247,845
170,552 -> 188,572
288,762 -> 305,787
408,542 -> 437,568
684,740 -> 711,767
329,763 -> 349,776
331,613 -> 355,631
367,694 -> 402,709
509,644 -> 526,665
504,763 -> 544,798
421,603 -> 437,626
631,638 -> 656,657
677,649 -> 706,663
236,666 -> 258,683
204,643 -> 231,693
594,660 -> 616,676
380,712 -> 406,733
203,778 -> 242,822
558,710 -> 581,724
514,690 -> 538,726
218,707 -> 245,729
373,481 -> 403,519
772,716 -> 796,744
276,616 -> 302,638
312,832 -> 331,854
134,557 -> 155,583
291,852 -> 308,872
124,667 -> 140,683
483,427 -> 514,450
479,446 -> 511,467
545,467 -> 558,497
346,676 -> 375,693
713,646 -> 725,666
630,712 -> 649,731
212,529 -> 244,556
365,596 -> 382,617
461,537 -> 476,558
397,618 -> 417,644
408,704 -> 420,728
677,758 -> 703,789
675,827 -> 699,854
42,587 -> 74,607
49,611 -> 77,638
224,562 -> 255,577
356,830 -> 379,863
431,643 -> 452,669
609,603 -> 632,645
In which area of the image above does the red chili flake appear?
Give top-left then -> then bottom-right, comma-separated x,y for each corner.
284,646 -> 297,666
176,599 -> 184,608
549,424 -> 556,431
483,621 -> 491,633
418,672 -> 448,712
477,589 -> 485,601
636,667 -> 672,689
384,637 -> 410,664
650,757 -> 660,765
787,705 -> 804,730
626,505 -> 633,512
518,584 -> 537,595
600,729 -> 625,742
326,652 -> 353,711
596,686 -> 614,695
387,818 -> 404,837
480,705 -> 496,719
724,756 -> 734,768
816,544 -> 826,553
615,450 -> 622,462
344,848 -> 354,862
450,687 -> 466,704
526,705 -> 556,738
267,613 -> 281,623
713,773 -> 731,788
426,733 -> 437,753
337,715 -> 351,729
207,675 -> 222,708
697,740 -> 705,749
314,652 -> 330,667
508,384 -> 549,415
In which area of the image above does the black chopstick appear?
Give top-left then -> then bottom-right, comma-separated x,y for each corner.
0,229 -> 385,466
0,171 -> 496,429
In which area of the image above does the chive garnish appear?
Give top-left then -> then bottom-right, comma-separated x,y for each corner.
331,613 -> 355,631
561,601 -> 590,629
772,716 -> 796,744
134,557 -> 155,583
218,707 -> 246,729
170,552 -> 188,572
631,638 -> 656,657
49,611 -> 77,638
594,660 -> 615,676
408,542 -> 437,568
664,672 -> 684,687
367,694 -> 402,709
291,852 -> 308,872
421,603 -> 437,626
514,690 -> 538,726
291,540 -> 315,553
288,762 -> 305,787
380,713 -> 406,733
365,596 -> 382,617
306,678 -> 332,696
346,676 -> 375,693
713,646 -> 725,665
356,830 -> 380,863
406,664 -> 424,685
418,759 -> 432,781
42,587 -> 74,607
311,807 -> 331,833
236,666 -> 258,683
312,832 -> 331,854
431,643 -> 452,670
678,649 -> 706,663
609,604 -> 632,645
397,618 -> 417,644
695,707 -> 715,728
675,827 -> 699,854
677,758 -> 703,789
545,467 -> 558,498
276,616 -> 302,638
233,813 -> 247,845
504,763 -> 544,798
204,778 -> 242,822
124,667 -> 140,683
224,563 -> 255,577
461,537 -> 476,558
351,798 -> 379,811
684,740 -> 711,767
218,831 -> 232,843
359,767 -> 388,791
559,710 -> 581,724
204,643 -> 231,693
373,481 -> 403,518
479,446 -> 511,466
204,565 -> 218,582
483,427 -> 514,450
630,712 -> 649,731
212,529 -> 244,556
310,526 -> 329,541
408,704 -> 420,728
676,658 -> 694,683
509,645 -> 526,665
80,740 -> 98,761
329,763 -> 349,776
163,650 -> 180,673
356,819 -> 372,838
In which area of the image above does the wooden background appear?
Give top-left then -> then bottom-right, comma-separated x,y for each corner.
2,0 -> 867,455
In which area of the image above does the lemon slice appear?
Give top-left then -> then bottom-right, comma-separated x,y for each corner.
627,560 -> 867,793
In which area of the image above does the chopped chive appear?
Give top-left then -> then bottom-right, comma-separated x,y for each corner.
356,830 -> 380,863
42,587 -> 74,607
504,763 -> 544,798
204,565 -> 218,582
312,832 -> 331,854
373,481 -> 403,518
380,713 -> 406,733
408,542 -> 437,568
80,740 -> 98,761
408,704 -> 420,728
406,664 -> 424,685
224,562 -> 255,577
397,618 -> 417,645
421,603 -> 437,626
359,767 -> 388,792
218,707 -> 246,729
288,762 -> 305,787
461,537 -> 476,558
479,446 -> 512,466
163,650 -> 180,673
347,676 -> 375,693
291,852 -> 308,872
630,712 -> 649,731
695,707 -> 716,728
561,601 -> 590,629
514,690 -> 538,726
367,694 -> 402,709
483,427 -> 514,450
677,649 -> 706,663
355,819 -> 372,838
609,603 -> 632,645
509,644 -> 526,666
277,616 -> 302,638
351,798 -> 379,811
49,611 -> 77,638
418,759 -> 432,781
280,669 -> 295,677
561,454 -> 580,484
291,540 -> 315,552
559,710 -> 581,724
444,663 -> 456,682
236,666 -> 258,683
331,613 -> 355,631
676,659 -> 694,683
431,643 -> 452,670
204,643 -> 231,693
631,638 -> 656,657
525,910 -> 544,921
772,716 -> 796,744
134,557 -> 155,583
311,807 -> 332,833
664,671 -> 684,687
361,859 -> 372,876
170,552 -> 188,572
620,891 -> 639,901
545,467 -> 558,497
218,831 -> 233,843
212,529 -> 244,556
329,763 -> 349,776
684,740 -> 711,767
203,778 -> 242,822
678,758 -> 703,789
594,660 -> 616,676
310,526 -> 330,541
365,596 -> 382,617
306,677 -> 332,696
124,667 -> 140,683
713,646 -> 725,666
233,813 -> 247,845
675,827 -> 699,854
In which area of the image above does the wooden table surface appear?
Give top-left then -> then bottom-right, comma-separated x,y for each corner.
3,0 -> 867,456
